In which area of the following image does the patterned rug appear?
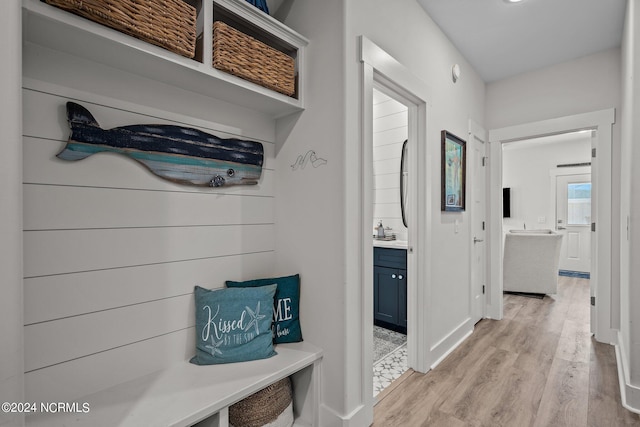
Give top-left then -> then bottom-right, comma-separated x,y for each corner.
373,326 -> 407,363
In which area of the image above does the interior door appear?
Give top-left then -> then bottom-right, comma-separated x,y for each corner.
470,121 -> 487,324
556,173 -> 591,273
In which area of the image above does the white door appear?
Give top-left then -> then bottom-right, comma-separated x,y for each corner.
556,173 -> 591,273
470,121 -> 487,324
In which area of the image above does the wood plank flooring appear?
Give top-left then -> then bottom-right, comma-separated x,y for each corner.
374,277 -> 640,426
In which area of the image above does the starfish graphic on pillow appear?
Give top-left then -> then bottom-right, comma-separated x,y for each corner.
205,336 -> 223,357
244,301 -> 266,335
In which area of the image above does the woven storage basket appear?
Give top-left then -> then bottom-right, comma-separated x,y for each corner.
44,0 -> 197,59
229,377 -> 293,427
213,21 -> 295,97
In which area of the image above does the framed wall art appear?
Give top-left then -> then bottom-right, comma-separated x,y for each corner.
441,130 -> 466,212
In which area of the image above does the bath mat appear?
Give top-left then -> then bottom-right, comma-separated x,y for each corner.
373,326 -> 406,363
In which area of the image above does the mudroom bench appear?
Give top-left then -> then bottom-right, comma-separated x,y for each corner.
26,342 -> 322,427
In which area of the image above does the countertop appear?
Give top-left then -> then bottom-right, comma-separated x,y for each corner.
373,239 -> 408,249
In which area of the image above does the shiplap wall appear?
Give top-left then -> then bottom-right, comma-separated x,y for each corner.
372,89 -> 408,241
22,44 -> 277,404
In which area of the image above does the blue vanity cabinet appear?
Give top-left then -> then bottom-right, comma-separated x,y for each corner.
373,247 -> 407,333
374,266 -> 400,325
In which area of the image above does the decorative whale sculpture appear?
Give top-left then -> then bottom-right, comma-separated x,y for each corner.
57,102 -> 264,187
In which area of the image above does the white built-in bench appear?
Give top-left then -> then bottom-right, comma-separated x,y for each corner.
26,342 -> 322,427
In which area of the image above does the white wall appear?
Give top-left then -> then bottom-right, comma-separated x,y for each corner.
486,47 -> 621,130
346,0 -> 486,350
620,0 -> 640,409
0,2 -> 24,426
502,135 -> 591,232
373,89 -> 408,241
276,1 -> 487,424
344,0 -> 486,424
274,2 -> 348,423
486,47 -> 622,330
21,43 -> 278,404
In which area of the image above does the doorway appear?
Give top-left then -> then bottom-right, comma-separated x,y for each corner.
488,109 -> 615,344
358,37 -> 431,421
371,86 -> 410,398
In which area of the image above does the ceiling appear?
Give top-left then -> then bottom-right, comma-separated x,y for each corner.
417,0 -> 627,83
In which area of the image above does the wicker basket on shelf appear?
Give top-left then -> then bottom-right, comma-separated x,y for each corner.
44,0 -> 197,59
213,21 -> 296,97
229,376 -> 293,427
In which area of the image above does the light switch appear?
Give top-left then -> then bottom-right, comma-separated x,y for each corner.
538,216 -> 546,224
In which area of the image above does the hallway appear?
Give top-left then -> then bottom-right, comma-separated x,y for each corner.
373,277 -> 640,426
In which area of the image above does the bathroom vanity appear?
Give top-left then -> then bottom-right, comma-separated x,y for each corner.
373,243 -> 407,333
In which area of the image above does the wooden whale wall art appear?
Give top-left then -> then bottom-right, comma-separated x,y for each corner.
57,102 -> 264,187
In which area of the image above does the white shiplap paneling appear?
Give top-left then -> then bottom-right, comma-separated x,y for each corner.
373,157 -> 401,176
24,185 -> 274,230
24,251 -> 275,325
372,110 -> 408,134
373,173 -> 398,190
374,188 -> 401,205
25,328 -> 196,404
373,99 -> 404,119
25,294 -> 194,372
373,142 -> 403,162
24,224 -> 274,278
372,90 -> 407,240
373,127 -> 408,148
22,67 -> 277,405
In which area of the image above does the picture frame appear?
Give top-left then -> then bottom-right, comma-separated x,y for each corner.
441,130 -> 466,211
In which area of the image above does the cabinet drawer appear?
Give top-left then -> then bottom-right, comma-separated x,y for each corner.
373,247 -> 407,269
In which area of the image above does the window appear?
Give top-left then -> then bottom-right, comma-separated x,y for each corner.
567,182 -> 591,226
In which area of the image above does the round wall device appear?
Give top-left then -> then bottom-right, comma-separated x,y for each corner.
452,64 -> 461,83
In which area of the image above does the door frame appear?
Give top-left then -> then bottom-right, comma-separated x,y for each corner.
488,109 -> 615,344
358,36 -> 432,416
469,120 -> 488,323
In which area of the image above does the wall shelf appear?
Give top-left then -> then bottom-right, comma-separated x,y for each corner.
22,0 -> 308,118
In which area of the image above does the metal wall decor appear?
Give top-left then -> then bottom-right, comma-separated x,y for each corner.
290,150 -> 327,171
57,102 -> 264,187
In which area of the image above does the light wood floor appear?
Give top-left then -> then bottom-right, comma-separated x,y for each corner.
374,276 -> 640,426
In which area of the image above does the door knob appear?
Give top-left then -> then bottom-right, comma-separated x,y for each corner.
398,275 -> 404,280
557,226 -> 567,230
391,274 -> 397,279
473,237 -> 484,243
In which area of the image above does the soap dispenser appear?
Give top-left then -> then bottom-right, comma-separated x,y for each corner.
376,221 -> 385,238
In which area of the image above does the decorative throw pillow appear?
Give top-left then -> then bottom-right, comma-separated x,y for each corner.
226,274 -> 303,344
190,284 -> 277,365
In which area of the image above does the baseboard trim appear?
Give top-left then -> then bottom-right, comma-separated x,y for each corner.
319,403 -> 370,427
429,317 -> 474,370
615,331 -> 640,414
